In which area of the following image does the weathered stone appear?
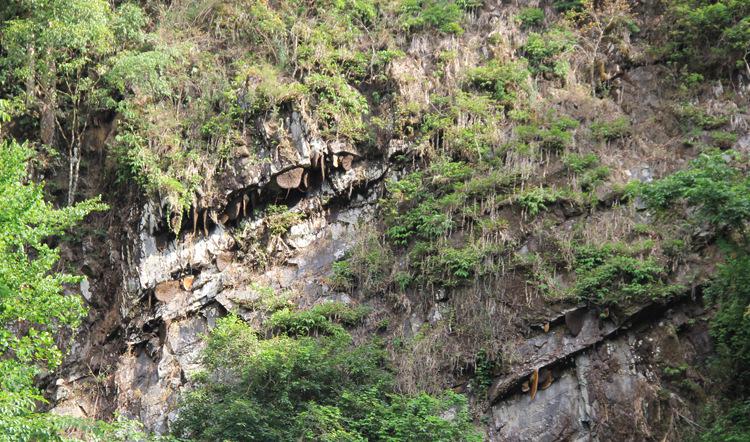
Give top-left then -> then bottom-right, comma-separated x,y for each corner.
565,309 -> 587,337
491,372 -> 586,442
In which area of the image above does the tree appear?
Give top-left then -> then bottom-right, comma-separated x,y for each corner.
0,138 -> 107,439
173,314 -> 482,441
1,0 -> 146,205
571,0 -> 634,93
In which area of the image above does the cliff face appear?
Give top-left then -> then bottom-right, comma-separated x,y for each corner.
40,0 -> 750,439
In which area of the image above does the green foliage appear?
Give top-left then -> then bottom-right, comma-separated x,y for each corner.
513,114 -> 579,152
590,116 -> 631,141
663,363 -> 688,378
464,60 -> 530,107
553,0 -> 584,12
641,151 -> 750,232
330,260 -> 356,291
268,303 -> 367,337
232,61 -> 307,115
399,0 -> 469,34
517,187 -> 562,217
106,49 -> 180,98
698,249 -> 750,441
1,0 -> 117,80
709,130 -> 738,149
678,71 -> 705,93
562,153 -> 599,173
675,103 -> 730,132
573,242 -> 678,306
265,204 -> 305,236
421,244 -> 484,287
471,349 -> 499,395
517,7 -> 545,28
380,158 -> 512,289
386,197 -> 454,244
522,27 -> 576,76
173,315 -> 481,441
0,140 -> 108,438
705,252 -> 750,397
337,231 -> 396,295
666,0 -> 750,74
699,400 -> 750,442
306,73 -> 369,142
235,282 -> 294,313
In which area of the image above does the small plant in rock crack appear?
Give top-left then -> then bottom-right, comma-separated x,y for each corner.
517,7 -> 544,28
264,204 -> 305,237
472,349 -> 500,395
572,242 -> 682,306
590,116 -> 631,141
517,187 -> 562,217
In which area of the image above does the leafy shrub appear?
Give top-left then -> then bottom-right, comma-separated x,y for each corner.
465,60 -> 530,107
399,0 -> 467,34
698,251 -> 750,441
422,244 -> 484,287
522,27 -> 576,76
459,169 -> 516,197
232,61 -> 308,115
330,260 -> 356,291
573,243 -> 679,306
264,204 -> 305,236
0,140 -> 108,437
235,283 -> 294,313
386,197 -> 454,244
590,116 -> 631,141
517,187 -> 561,216
563,153 -> 599,173
705,253 -> 750,397
675,103 -> 730,131
553,0 -> 584,12
306,73 -> 369,141
513,115 -> 578,152
641,151 -> 750,232
350,232 -> 396,293
699,400 -> 750,442
517,7 -> 544,28
268,302 -> 369,337
563,154 -> 610,192
173,315 -> 481,441
268,307 -> 347,337
709,130 -> 738,149
666,0 -> 750,74
471,350 -> 500,394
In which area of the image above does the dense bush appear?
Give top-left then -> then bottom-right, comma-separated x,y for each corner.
399,0 -> 471,34
666,0 -> 750,74
464,60 -> 530,107
0,141 -> 120,439
573,242 -> 679,306
641,151 -> 750,232
521,27 -> 576,76
699,400 -> 750,442
517,7 -> 545,28
705,253 -> 750,397
589,116 -> 631,141
512,115 -> 579,152
553,0 -> 584,12
697,251 -> 750,441
173,315 -> 481,441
